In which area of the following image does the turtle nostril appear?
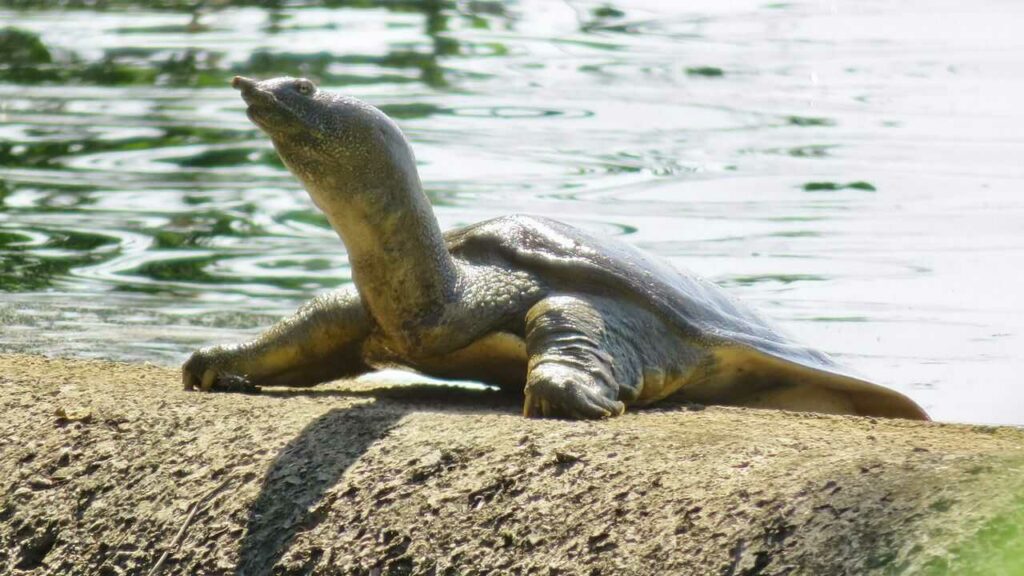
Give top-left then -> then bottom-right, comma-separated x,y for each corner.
234,77 -> 276,108
231,76 -> 255,91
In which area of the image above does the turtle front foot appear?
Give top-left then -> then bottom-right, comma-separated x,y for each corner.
523,363 -> 625,420
182,346 -> 261,393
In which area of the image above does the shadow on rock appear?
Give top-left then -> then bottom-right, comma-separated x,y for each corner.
235,402 -> 404,576
236,383 -> 518,575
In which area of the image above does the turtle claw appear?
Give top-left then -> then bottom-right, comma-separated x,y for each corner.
183,369 -> 195,391
523,392 -> 557,418
201,369 -> 217,391
182,346 -> 260,394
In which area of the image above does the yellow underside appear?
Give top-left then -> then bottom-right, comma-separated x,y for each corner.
652,347 -> 928,420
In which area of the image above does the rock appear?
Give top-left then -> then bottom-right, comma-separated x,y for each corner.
0,353 -> 1022,575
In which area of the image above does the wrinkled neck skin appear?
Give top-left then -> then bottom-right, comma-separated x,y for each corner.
288,149 -> 460,342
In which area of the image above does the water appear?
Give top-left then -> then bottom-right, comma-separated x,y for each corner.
1,0 -> 1022,425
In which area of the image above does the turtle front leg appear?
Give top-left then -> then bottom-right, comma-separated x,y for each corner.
182,286 -> 372,391
523,295 -> 632,419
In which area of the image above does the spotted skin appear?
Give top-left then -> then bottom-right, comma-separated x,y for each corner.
182,77 -> 928,421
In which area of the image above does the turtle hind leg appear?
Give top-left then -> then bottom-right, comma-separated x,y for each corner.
522,295 -> 636,419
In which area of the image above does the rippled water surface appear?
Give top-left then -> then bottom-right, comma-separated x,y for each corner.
1,0 -> 1022,424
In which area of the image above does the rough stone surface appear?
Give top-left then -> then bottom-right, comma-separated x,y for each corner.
0,353 -> 1022,575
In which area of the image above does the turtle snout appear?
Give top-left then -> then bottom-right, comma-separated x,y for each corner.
231,75 -> 254,90
232,76 -> 275,107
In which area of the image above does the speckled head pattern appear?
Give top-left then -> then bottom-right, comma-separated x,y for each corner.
231,75 -> 418,198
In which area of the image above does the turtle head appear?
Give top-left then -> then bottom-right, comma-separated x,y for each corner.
232,75 -> 418,197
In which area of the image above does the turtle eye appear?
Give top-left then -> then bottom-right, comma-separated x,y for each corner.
294,79 -> 316,96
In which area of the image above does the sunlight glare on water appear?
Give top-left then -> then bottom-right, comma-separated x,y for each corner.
1,0 -> 1022,424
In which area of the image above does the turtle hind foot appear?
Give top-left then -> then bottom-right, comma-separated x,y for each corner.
523,362 -> 625,420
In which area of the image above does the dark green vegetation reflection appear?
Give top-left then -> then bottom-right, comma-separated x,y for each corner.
0,0 -> 460,87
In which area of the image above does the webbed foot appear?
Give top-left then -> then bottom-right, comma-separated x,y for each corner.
182,346 -> 261,393
523,362 -> 625,419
